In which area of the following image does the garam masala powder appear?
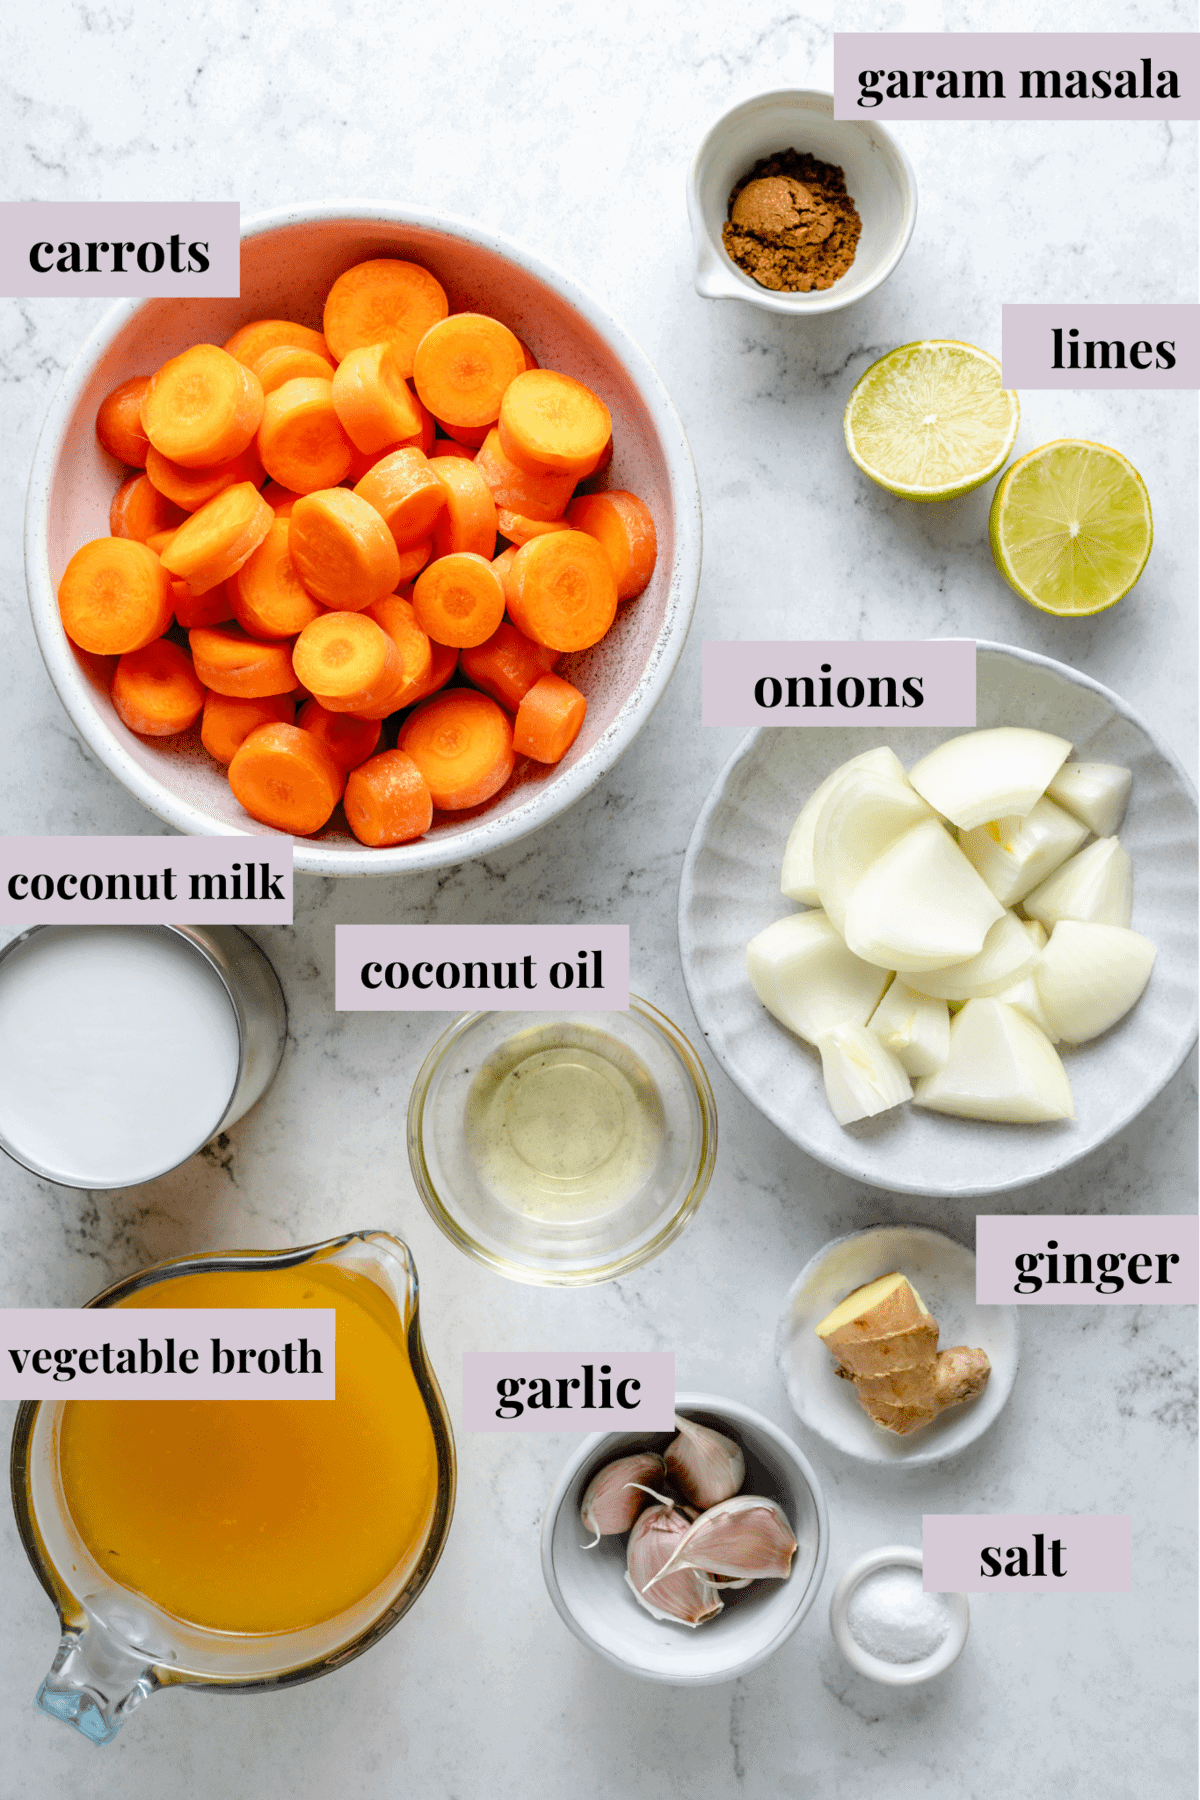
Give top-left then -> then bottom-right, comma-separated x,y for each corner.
722,148 -> 862,293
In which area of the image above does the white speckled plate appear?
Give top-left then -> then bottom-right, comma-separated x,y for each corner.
775,1224 -> 1019,1466
678,642 -> 1198,1197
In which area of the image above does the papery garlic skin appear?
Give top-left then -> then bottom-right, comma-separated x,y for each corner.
745,911 -> 890,1047
664,1414 -> 746,1510
625,1502 -> 724,1628
959,798 -> 1089,906
1047,761 -> 1132,838
1034,921 -> 1156,1045
579,1452 -> 666,1547
645,1495 -> 799,1588
781,748 -> 906,904
868,979 -> 950,1077
1023,837 -> 1134,930
907,728 -> 1072,831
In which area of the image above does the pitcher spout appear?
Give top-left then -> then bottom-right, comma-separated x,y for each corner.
36,1623 -> 158,1745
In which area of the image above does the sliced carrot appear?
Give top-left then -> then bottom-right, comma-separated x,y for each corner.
497,509 -> 572,547
262,481 -> 302,516
475,428 -> 575,520
146,529 -> 179,557
172,577 -> 234,629
288,488 -> 401,610
505,530 -> 618,652
110,473 -> 187,543
111,639 -> 206,738
291,611 -> 402,714
331,342 -> 422,452
344,750 -> 433,846
460,620 -> 559,712
323,259 -> 449,374
395,539 -> 433,583
354,447 -> 447,548
144,439 -> 264,512
72,646 -> 120,689
296,698 -> 382,772
412,552 -> 505,649
224,320 -> 333,370
364,592 -> 432,682
435,419 -> 490,449
58,538 -> 174,655
498,370 -> 612,478
396,636 -> 458,709
492,544 -> 519,586
230,518 -> 324,639
412,314 -> 525,429
515,337 -> 539,372
228,722 -> 345,836
430,457 -> 497,559
189,623 -> 298,698
257,377 -> 353,493
201,690 -> 296,764
566,490 -> 658,601
430,438 -> 473,461
161,482 -> 274,595
96,376 -> 152,466
249,343 -> 339,394
513,671 -> 587,763
397,689 -> 514,811
141,344 -> 265,469
575,434 -> 614,485
407,391 -> 437,454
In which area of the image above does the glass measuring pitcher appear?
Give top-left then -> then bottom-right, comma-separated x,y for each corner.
10,1232 -> 456,1745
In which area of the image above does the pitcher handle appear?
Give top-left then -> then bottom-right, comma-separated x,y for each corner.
36,1623 -> 159,1745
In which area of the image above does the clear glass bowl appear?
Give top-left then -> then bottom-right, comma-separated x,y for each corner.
407,997 -> 718,1285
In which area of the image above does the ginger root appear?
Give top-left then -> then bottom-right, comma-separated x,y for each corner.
815,1271 -> 990,1436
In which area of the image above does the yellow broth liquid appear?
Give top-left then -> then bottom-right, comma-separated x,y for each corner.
56,1262 -> 439,1635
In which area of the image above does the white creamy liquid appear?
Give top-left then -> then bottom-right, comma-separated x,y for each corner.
0,927 -> 241,1186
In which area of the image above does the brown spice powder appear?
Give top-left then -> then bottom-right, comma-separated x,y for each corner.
722,148 -> 862,293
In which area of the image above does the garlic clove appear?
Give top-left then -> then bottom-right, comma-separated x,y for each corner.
579,1452 -> 666,1547
745,910 -> 891,1048
1046,761 -> 1132,838
781,747 -> 906,903
664,1413 -> 746,1509
626,1502 -> 724,1628
644,1495 -> 798,1588
1023,837 -> 1134,929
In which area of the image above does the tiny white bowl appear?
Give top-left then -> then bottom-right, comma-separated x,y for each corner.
829,1546 -> 969,1685
687,89 -> 916,315
540,1392 -> 829,1685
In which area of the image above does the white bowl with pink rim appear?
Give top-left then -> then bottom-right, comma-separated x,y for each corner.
25,203 -> 703,876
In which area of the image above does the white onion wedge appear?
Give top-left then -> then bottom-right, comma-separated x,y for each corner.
780,748 -> 905,903
1022,917 -> 1048,950
913,999 -> 1074,1123
868,979 -> 950,1076
745,912 -> 891,1046
996,972 -> 1060,1043
907,728 -> 1072,830
1034,921 -> 1156,1045
902,909 -> 1041,1002
1023,837 -> 1133,929
959,798 -> 1089,906
1047,761 -> 1132,837
817,1023 -> 913,1126
812,767 -> 933,930
842,818 -> 1005,973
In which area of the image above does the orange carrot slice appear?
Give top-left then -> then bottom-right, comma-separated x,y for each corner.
111,639 -> 206,738
475,428 -> 575,520
141,344 -> 265,469
435,419 -> 490,449
288,488 -> 401,610
395,539 -> 433,583
362,593 -> 439,715
353,446 -> 447,549
171,577 -> 234,629
515,337 -> 539,372
575,434 -> 614,486
144,440 -> 265,513
513,671 -> 587,763
262,481 -> 302,516
291,611 -> 402,714
110,473 -> 187,543
412,552 -> 505,649
460,620 -> 558,712
498,370 -> 612,478
398,689 -> 514,811
161,482 -> 274,595
407,392 -> 437,454
146,529 -> 178,557
492,544 -> 519,586
58,538 -> 174,655
412,314 -> 525,429
249,343 -> 339,394
323,259 -> 449,374
296,698 -> 382,772
566,491 -> 657,601
344,749 -> 433,846
430,438 -> 473,461
224,320 -> 333,370
201,690 -> 295,764
189,622 -> 298,698
331,342 -> 422,453
257,377 -> 353,493
497,509 -> 572,547
505,530 -> 618,652
228,722 -> 345,835
430,457 -> 497,559
96,376 -> 152,467
230,518 -> 324,639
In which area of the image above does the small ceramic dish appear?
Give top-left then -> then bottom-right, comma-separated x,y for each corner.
775,1224 -> 1019,1466
406,997 -> 717,1285
678,640 -> 1199,1197
829,1547 -> 969,1685
540,1392 -> 829,1685
687,88 -> 916,315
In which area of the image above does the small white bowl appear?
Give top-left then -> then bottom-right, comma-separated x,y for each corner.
540,1392 -> 829,1685
830,1546 -> 969,1685
687,89 -> 916,315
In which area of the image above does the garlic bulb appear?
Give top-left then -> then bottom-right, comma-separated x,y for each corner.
625,1502 -> 723,1628
745,910 -> 890,1047
579,1452 -> 666,1547
817,1022 -> 913,1126
1023,837 -> 1133,930
664,1414 -> 745,1509
907,728 -> 1072,830
1034,921 -> 1156,1044
643,1495 -> 798,1589
868,979 -> 950,1077
780,747 -> 906,903
1047,761 -> 1132,837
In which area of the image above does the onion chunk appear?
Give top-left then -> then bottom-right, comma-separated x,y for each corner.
908,728 -> 1072,831
1023,837 -> 1133,930
913,998 -> 1074,1123
746,911 -> 890,1047
1034,920 -> 1156,1044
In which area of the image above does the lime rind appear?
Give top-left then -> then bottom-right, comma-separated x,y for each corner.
988,439 -> 1153,617
844,340 -> 1020,503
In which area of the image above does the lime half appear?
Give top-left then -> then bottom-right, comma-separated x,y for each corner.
989,439 -> 1152,617
844,341 -> 1020,502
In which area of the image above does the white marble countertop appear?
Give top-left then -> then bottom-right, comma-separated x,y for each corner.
0,2 -> 1196,1795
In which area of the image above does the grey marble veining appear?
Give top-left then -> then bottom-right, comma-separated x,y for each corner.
0,1 -> 1196,1796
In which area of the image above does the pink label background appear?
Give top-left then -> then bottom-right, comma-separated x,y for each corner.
336,924 -> 630,1011
834,35 -> 1199,119
923,1514 -> 1133,1592
976,1215 -> 1198,1304
0,836 -> 293,924
1002,304 -> 1199,389
462,1351 -> 675,1431
0,201 -> 241,296
0,1309 -> 335,1400
701,640 -> 976,728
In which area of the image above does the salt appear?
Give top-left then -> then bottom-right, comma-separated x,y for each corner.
846,1563 -> 951,1664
